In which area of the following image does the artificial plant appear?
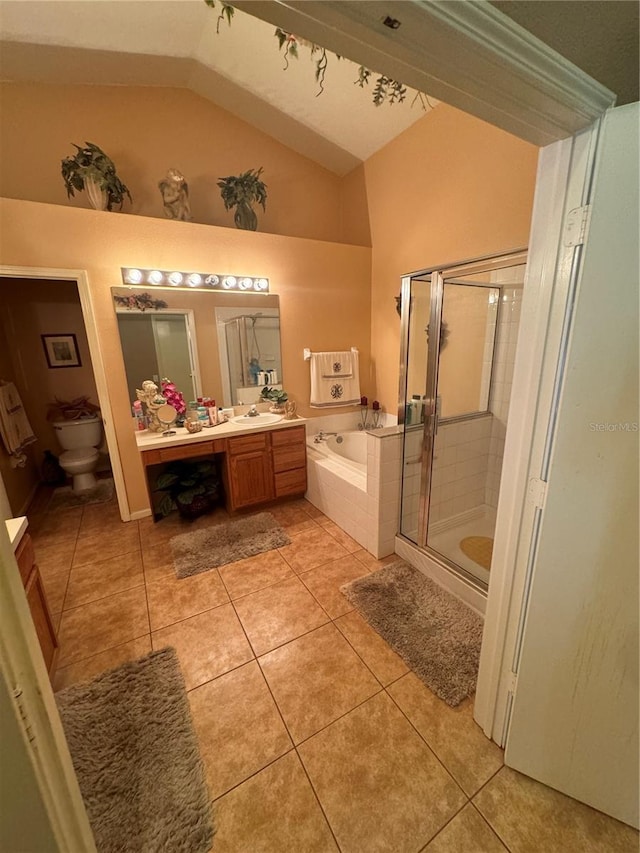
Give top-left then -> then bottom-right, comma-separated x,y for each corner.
61,141 -> 132,211
217,167 -> 267,231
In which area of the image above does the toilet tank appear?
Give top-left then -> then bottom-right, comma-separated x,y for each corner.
53,415 -> 102,450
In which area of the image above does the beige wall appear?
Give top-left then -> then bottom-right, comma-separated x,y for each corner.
364,104 -> 538,410
0,82 -> 367,245
0,279 -> 99,514
0,198 -> 372,515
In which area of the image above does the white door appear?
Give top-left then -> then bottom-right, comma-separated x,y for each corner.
504,103 -> 639,828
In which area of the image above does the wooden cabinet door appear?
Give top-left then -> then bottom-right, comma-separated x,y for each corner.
25,567 -> 59,676
227,450 -> 274,509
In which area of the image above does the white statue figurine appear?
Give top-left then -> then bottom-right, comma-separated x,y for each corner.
136,380 -> 166,432
158,168 -> 192,221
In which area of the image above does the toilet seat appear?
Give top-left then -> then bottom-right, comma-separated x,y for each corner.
60,448 -> 99,466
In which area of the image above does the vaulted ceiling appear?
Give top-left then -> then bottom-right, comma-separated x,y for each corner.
0,1 -> 637,175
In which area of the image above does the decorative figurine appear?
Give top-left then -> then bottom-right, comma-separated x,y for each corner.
136,380 -> 167,432
158,168 -> 192,221
284,400 -> 297,420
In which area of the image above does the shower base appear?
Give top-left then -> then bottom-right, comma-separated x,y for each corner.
428,505 -> 496,586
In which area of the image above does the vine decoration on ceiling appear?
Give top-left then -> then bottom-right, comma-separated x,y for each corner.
204,0 -> 433,109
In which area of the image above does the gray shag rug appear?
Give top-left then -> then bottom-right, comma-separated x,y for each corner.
56,647 -> 214,853
342,561 -> 484,706
170,511 -> 291,578
48,477 -> 114,511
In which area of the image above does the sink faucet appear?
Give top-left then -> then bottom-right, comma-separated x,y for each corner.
246,405 -> 259,417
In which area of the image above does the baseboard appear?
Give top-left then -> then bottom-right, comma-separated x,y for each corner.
129,508 -> 152,521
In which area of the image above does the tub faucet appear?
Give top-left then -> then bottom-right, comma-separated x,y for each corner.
314,430 -> 337,443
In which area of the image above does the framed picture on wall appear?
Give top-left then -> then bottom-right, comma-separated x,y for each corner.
41,333 -> 82,369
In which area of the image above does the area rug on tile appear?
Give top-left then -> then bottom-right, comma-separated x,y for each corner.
169,511 -> 291,578
47,477 -> 114,511
460,535 -> 494,571
56,647 -> 214,853
341,561 -> 483,706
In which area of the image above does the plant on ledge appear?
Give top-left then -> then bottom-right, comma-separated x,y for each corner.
260,386 -> 288,411
61,141 -> 132,211
217,168 -> 267,231
154,459 -> 221,519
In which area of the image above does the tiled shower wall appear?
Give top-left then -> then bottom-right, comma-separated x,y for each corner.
430,416 -> 492,523
401,415 -> 491,536
486,286 -> 523,507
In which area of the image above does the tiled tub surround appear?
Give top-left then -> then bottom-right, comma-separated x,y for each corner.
305,413 -> 402,559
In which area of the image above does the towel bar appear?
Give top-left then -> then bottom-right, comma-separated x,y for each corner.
303,347 -> 358,361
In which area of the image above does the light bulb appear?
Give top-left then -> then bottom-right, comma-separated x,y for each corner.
239,277 -> 253,290
255,278 -> 268,291
168,272 -> 183,286
148,270 -> 163,285
187,273 -> 202,287
222,276 -> 237,289
205,275 -> 219,287
126,268 -> 143,284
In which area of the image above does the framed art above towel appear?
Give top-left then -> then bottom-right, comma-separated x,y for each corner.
41,333 -> 81,369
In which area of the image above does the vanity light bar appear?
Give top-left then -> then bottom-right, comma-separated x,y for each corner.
121,268 -> 269,293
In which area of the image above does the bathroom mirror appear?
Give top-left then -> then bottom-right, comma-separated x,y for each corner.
112,287 -> 282,407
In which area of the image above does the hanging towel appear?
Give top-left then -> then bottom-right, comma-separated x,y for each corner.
310,351 -> 361,408
0,382 -> 36,468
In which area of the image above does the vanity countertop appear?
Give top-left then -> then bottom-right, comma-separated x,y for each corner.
5,516 -> 28,551
135,416 -> 306,452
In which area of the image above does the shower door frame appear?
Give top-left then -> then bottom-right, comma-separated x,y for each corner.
398,248 -> 528,590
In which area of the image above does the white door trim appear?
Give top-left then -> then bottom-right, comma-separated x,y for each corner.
0,521 -> 96,850
0,265 -> 131,522
473,122 -> 601,741
233,0 -> 615,145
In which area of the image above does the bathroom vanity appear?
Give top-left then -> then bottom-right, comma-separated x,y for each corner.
6,517 -> 59,679
136,418 -> 307,516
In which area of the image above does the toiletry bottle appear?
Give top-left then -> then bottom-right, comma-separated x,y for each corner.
207,400 -> 218,425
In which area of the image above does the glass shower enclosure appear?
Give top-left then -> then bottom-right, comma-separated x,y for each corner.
398,250 -> 527,590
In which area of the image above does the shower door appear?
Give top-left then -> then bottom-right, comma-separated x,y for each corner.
399,251 -> 527,589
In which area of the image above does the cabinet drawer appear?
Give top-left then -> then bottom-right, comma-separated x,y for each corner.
15,533 -> 34,586
274,468 -> 307,497
228,433 -> 268,455
159,441 -> 216,462
273,445 -> 307,473
271,425 -> 306,447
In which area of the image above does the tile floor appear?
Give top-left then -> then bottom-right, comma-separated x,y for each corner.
27,491 -> 638,853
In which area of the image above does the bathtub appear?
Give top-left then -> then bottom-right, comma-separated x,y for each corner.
305,426 -> 403,560
307,430 -> 367,474
306,429 -> 368,548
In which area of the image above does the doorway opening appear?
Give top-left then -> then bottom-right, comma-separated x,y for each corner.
398,249 -> 527,592
0,267 -> 127,522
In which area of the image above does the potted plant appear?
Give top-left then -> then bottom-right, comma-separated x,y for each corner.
61,141 -> 132,211
217,167 -> 267,231
154,459 -> 221,519
46,396 -> 100,421
260,386 -> 288,413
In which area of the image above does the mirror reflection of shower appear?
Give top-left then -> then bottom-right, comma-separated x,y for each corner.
215,308 -> 282,406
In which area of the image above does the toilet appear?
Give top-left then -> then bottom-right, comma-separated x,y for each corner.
53,415 -> 103,492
